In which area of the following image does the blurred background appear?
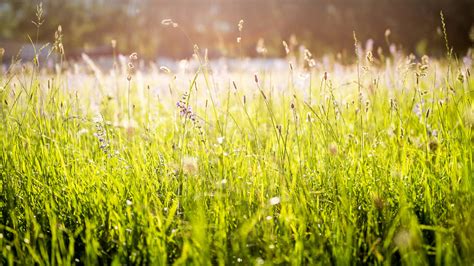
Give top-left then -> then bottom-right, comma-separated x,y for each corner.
0,0 -> 473,61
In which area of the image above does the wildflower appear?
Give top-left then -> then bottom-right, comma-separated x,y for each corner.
269,196 -> 280,205
176,98 -> 195,121
217,136 -> 225,144
176,92 -> 205,139
94,122 -> 109,155
126,200 -> 133,206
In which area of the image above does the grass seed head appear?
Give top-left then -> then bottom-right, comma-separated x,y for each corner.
161,19 -> 178,27
282,41 -> 290,54
160,66 -> 171,73
238,19 -> 244,32
328,143 -> 338,156
256,38 -> 267,55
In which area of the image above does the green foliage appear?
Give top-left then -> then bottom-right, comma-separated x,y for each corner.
0,40 -> 473,265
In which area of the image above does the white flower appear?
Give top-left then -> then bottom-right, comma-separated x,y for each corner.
269,196 -> 280,205
217,136 -> 225,144
126,200 -> 133,206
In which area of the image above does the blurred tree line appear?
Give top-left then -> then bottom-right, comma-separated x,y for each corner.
0,0 -> 472,59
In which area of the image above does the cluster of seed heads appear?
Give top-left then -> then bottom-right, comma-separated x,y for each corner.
390,99 -> 398,111
127,53 -> 138,81
237,19 -> 244,43
415,55 -> 429,82
238,20 -> 244,32
304,49 -> 316,68
32,3 -> 44,28
52,25 -> 64,56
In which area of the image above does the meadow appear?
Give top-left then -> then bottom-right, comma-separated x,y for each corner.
1,18 -> 474,265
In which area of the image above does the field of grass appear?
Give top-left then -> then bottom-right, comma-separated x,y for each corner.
1,36 -> 473,265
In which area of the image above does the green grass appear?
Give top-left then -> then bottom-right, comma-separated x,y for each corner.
1,50 -> 473,265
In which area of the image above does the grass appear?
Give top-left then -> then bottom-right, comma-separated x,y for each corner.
1,37 -> 473,265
